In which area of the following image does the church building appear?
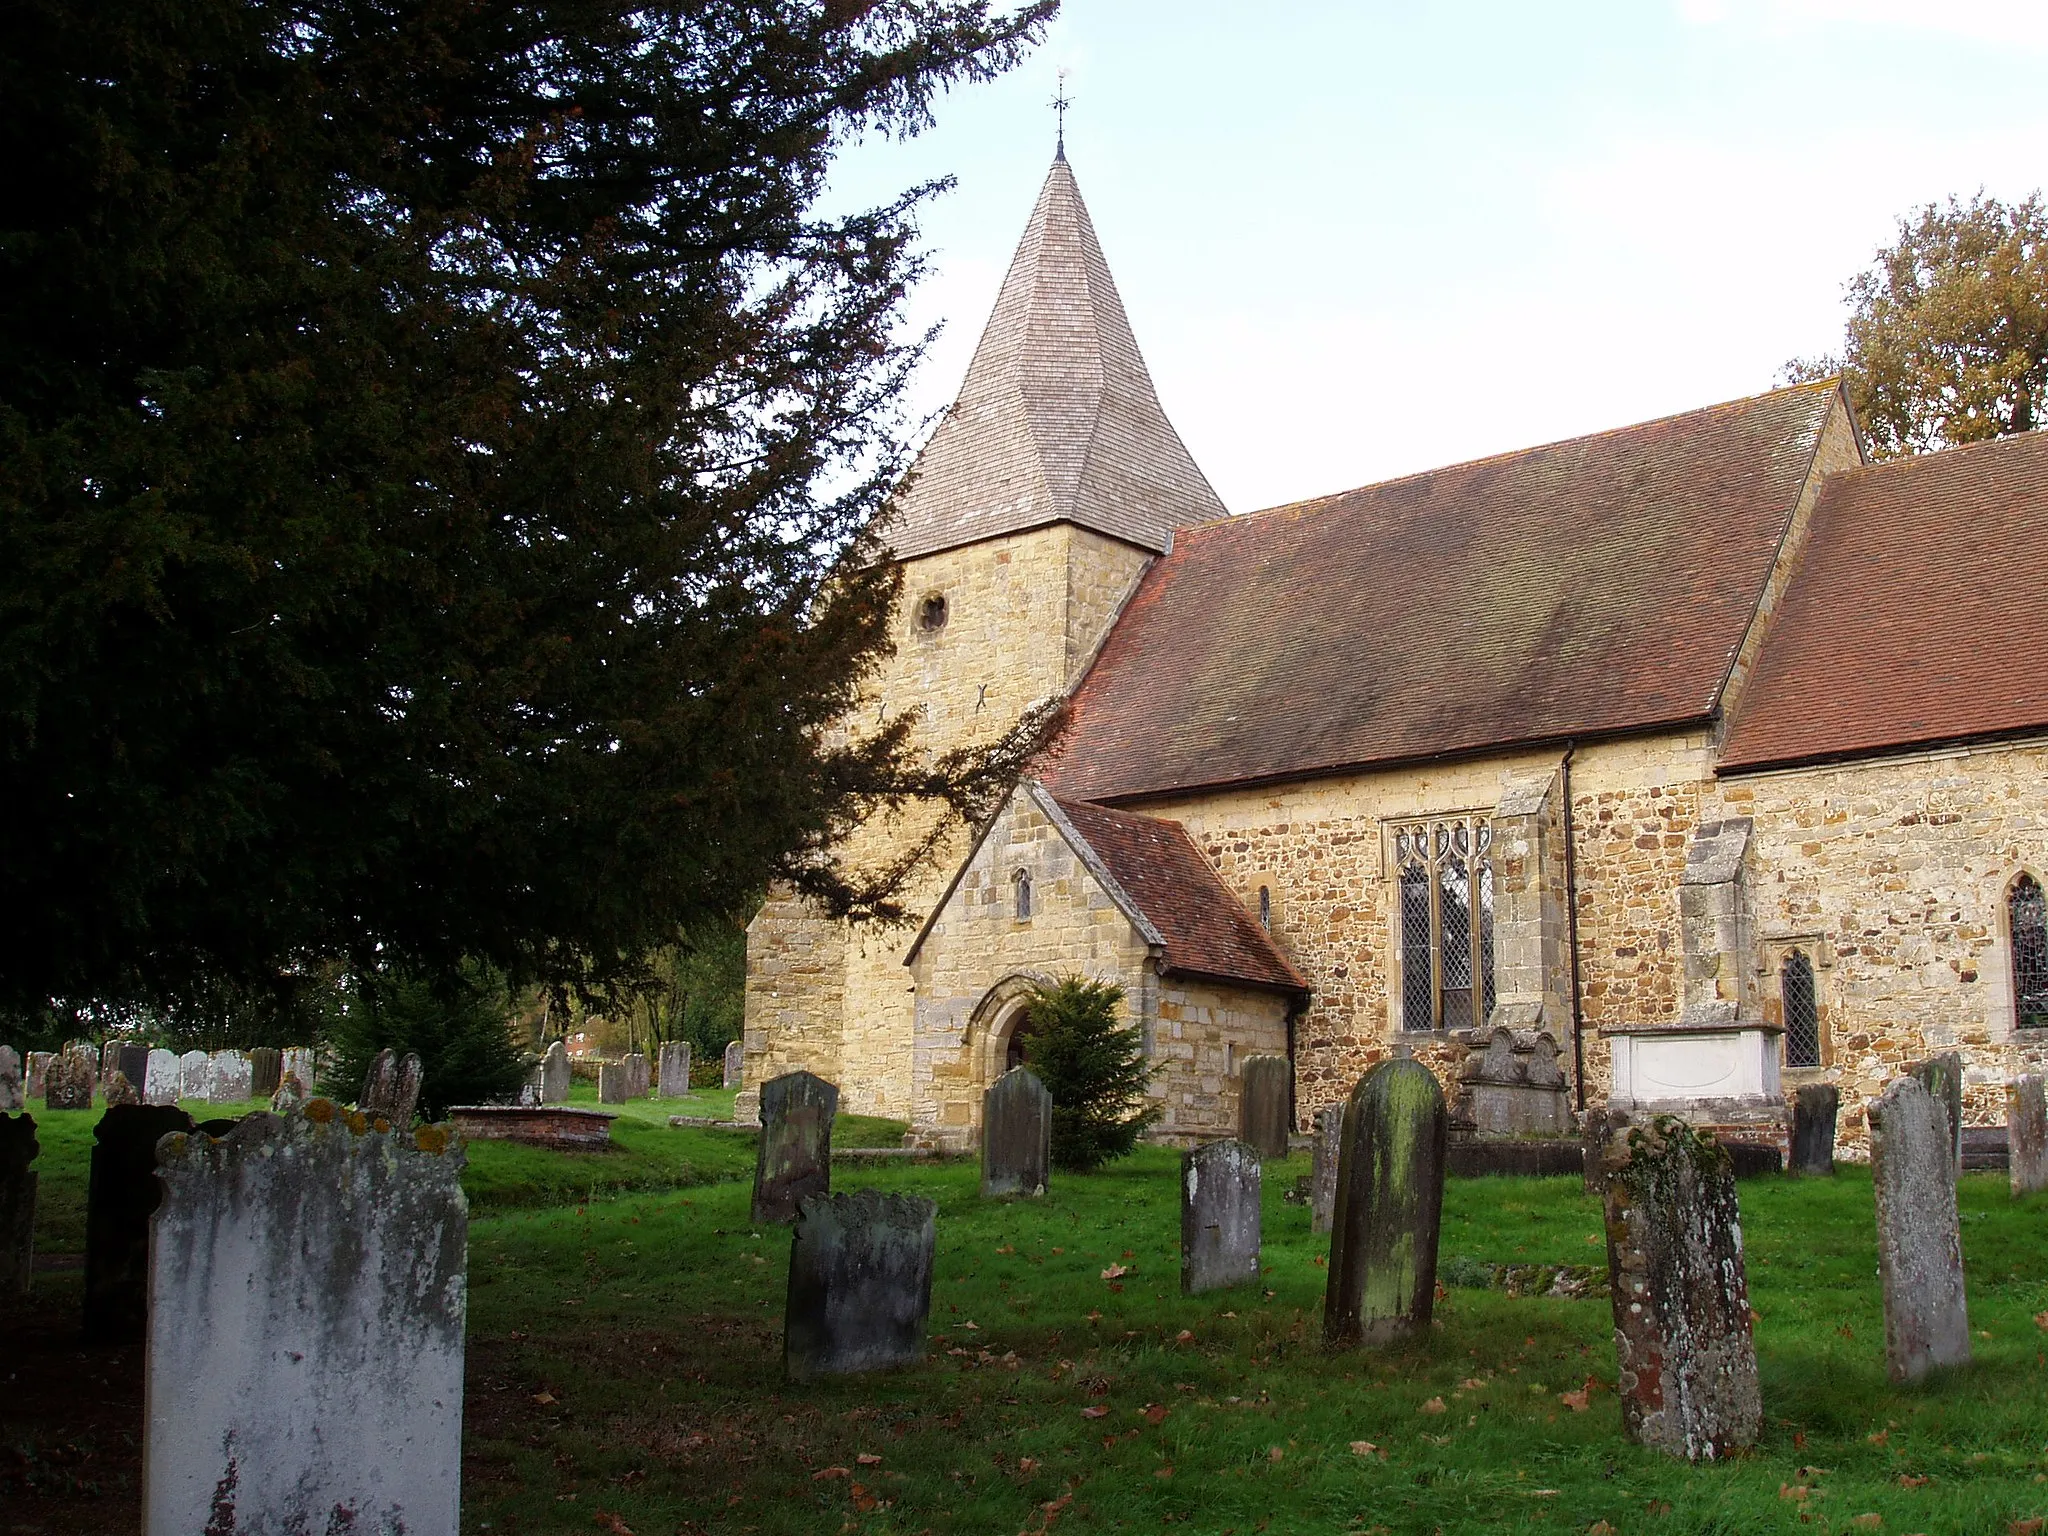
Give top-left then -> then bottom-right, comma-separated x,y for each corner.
738,150 -> 2048,1160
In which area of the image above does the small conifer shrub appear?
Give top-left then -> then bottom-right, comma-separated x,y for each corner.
1022,977 -> 1160,1171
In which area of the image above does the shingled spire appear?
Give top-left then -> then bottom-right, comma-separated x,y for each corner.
880,158 -> 1227,561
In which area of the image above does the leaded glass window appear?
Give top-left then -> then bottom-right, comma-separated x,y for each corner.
1393,818 -> 1497,1032
2012,874 -> 2048,1029
1781,950 -> 1820,1068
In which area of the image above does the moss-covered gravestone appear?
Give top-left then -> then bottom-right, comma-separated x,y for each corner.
45,1046 -> 95,1110
1309,1104 -> 1342,1235
784,1189 -> 935,1381
1182,1139 -> 1261,1294
1598,1116 -> 1760,1461
754,1070 -> 837,1223
1909,1051 -> 1964,1179
1,1113 -> 36,1296
1790,1084 -> 1839,1177
981,1067 -> 1051,1198
247,1046 -> 282,1098
1323,1058 -> 1447,1349
0,1047 -> 20,1114
85,1103 -> 195,1342
359,1048 -> 423,1125
1870,1076 -> 1970,1382
1240,1054 -> 1292,1160
2010,1074 -> 2048,1198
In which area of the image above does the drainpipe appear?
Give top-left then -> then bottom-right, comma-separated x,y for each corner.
1562,743 -> 1588,1111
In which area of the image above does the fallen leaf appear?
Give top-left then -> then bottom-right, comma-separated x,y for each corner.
1896,1474 -> 1928,1489
856,1453 -> 883,1467
2034,1312 -> 2048,1331
1779,1484 -> 1811,1503
1268,1446 -> 1285,1462
1122,1249 -> 1135,1259
1143,1404 -> 1170,1425
1080,1406 -> 1108,1420
592,1514 -> 635,1536
1559,1388 -> 1590,1412
1588,1523 -> 1616,1536
1418,1397 -> 1447,1415
996,1245 -> 1015,1254
532,1392 -> 557,1407
1794,1431 -> 1808,1450
961,1320 -> 980,1331
1175,1329 -> 1195,1344
1868,1430 -> 1890,1446
1051,1246 -> 1064,1254
1101,1263 -> 1131,1281
1848,1517 -> 1882,1530
1155,1466 -> 1175,1480
1017,1457 -> 1038,1475
813,1466 -> 850,1481
1222,1311 -> 1237,1319
851,1486 -> 878,1514
1086,1310 -> 1102,1323
1585,1233 -> 1602,1246
2011,1521 -> 2046,1536
1459,1378 -> 1486,1390
1349,1441 -> 1384,1459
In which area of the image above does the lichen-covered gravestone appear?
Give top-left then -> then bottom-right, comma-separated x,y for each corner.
2008,1074 -> 2048,1198
1598,1116 -> 1761,1461
272,1071 -> 308,1113
598,1061 -> 630,1104
359,1048 -> 423,1125
1791,1084 -> 1839,1177
783,1189 -> 935,1381
144,1102 -> 468,1536
656,1041 -> 691,1099
1323,1058 -> 1447,1349
541,1040 -> 572,1104
2,1113 -> 36,1295
281,1046 -> 316,1090
247,1046 -> 282,1098
981,1067 -> 1051,1199
103,1070 -> 140,1107
1909,1051 -> 1964,1178
1870,1076 -> 1970,1382
1309,1104 -> 1342,1235
1182,1139 -> 1261,1294
142,1048 -> 182,1107
178,1049 -> 209,1100
1240,1054 -> 1293,1160
85,1103 -> 195,1342
45,1046 -> 95,1110
753,1071 -> 838,1224
0,1046 -> 21,1114
101,1041 -> 123,1082
26,1051 -> 54,1103
207,1050 -> 253,1105
725,1039 -> 744,1089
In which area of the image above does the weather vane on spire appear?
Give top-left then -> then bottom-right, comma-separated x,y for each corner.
1051,70 -> 1072,160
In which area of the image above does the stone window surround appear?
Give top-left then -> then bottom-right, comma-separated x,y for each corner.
1381,807 -> 1498,1038
2005,868 -> 2048,1036
1755,932 -> 1834,1074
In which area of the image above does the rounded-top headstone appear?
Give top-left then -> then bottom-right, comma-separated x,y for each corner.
981,1067 -> 1051,1199
1323,1057 -> 1447,1349
753,1070 -> 838,1224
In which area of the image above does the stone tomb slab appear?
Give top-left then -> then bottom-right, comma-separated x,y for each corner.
2,1113 -> 36,1296
753,1071 -> 837,1224
450,1105 -> 615,1150
144,1103 -> 468,1536
784,1189 -> 936,1381
1239,1054 -> 1292,1160
1870,1076 -> 1970,1383
86,1103 -> 195,1342
981,1067 -> 1051,1199
1181,1139 -> 1261,1295
1323,1058 -> 1447,1349
2010,1074 -> 2048,1197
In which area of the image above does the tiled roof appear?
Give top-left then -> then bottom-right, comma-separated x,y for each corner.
1045,382 -> 1843,802
1050,795 -> 1308,996
1720,429 -> 2048,772
878,155 -> 1227,561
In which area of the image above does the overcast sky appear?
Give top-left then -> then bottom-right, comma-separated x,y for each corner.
822,0 -> 2048,515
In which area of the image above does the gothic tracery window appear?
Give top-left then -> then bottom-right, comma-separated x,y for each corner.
2012,873 -> 2048,1030
1395,817 -> 1496,1032
1781,949 -> 1820,1068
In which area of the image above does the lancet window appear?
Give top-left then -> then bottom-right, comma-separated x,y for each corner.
1781,949 -> 1820,1068
1012,867 -> 1033,922
2012,873 -> 2048,1030
1394,817 -> 1496,1032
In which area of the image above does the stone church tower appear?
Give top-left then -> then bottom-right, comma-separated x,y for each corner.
738,151 -> 1227,1122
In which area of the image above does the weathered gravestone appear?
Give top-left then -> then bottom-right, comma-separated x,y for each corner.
598,1061 -> 631,1104
281,1046 -> 316,1091
1598,1116 -> 1761,1460
85,1103 -> 195,1342
1309,1104 -> 1343,1235
2008,1074 -> 2048,1198
247,1046 -> 282,1098
1870,1076 -> 1970,1382
359,1048 -> 424,1124
981,1067 -> 1051,1199
725,1039 -> 744,1089
1182,1138 -> 1261,1295
541,1040 -> 571,1104
1909,1051 -> 1965,1178
101,1041 -> 123,1083
143,1048 -> 182,1107
144,1102 -> 468,1536
0,1046 -> 21,1114
117,1043 -> 152,1093
1240,1054 -> 1293,1160
657,1041 -> 692,1099
272,1072 -> 308,1113
45,1046 -> 96,1110
1323,1058 -> 1447,1349
103,1070 -> 140,1107
207,1050 -> 254,1105
26,1051 -> 54,1103
753,1071 -> 837,1224
783,1189 -> 935,1382
623,1051 -> 652,1099
1791,1084 -> 1840,1177
2,1113 -> 36,1295
1580,1104 -> 1630,1195
178,1049 -> 209,1100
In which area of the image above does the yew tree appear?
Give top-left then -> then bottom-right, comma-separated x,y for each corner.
0,0 -> 1054,1015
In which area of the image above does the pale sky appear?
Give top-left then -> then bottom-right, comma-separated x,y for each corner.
823,0 -> 2048,515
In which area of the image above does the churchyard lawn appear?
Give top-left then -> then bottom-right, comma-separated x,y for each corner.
12,1111 -> 2048,1533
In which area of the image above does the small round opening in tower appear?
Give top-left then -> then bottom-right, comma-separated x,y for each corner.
917,593 -> 949,632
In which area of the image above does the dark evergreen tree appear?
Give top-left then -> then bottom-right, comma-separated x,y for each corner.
1023,976 -> 1159,1172
320,961 -> 527,1117
0,0 -> 1055,1015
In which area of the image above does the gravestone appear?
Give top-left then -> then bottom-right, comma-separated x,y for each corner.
657,1041 -> 692,1099
1597,1116 -> 1761,1460
598,1061 -> 630,1105
1309,1104 -> 1342,1235
103,1069 -> 140,1107
144,1102 -> 467,1536
1870,1076 -> 1970,1382
1449,1023 -> 1573,1137
519,1063 -> 544,1106
45,1046 -> 96,1110
1240,1054 -> 1293,1160
2,1114 -> 36,1295
271,1072 -> 308,1113
1323,1058 -> 1447,1349
1181,1139 -> 1261,1294
281,1047 -> 316,1092
143,1048 -> 182,1107
981,1067 -> 1051,1199
1909,1051 -> 1964,1177
753,1070 -> 838,1223
359,1048 -> 423,1125
26,1051 -> 54,1103
623,1051 -> 652,1099
117,1043 -> 152,1093
85,1103 -> 195,1342
247,1046 -> 282,1098
102,1040 -> 123,1082
0,1046 -> 20,1113
783,1189 -> 936,1381
178,1049 -> 210,1100
541,1040 -> 571,1104
1791,1084 -> 1839,1176
725,1039 -> 744,1089
2010,1074 -> 2048,1197
207,1049 -> 253,1105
